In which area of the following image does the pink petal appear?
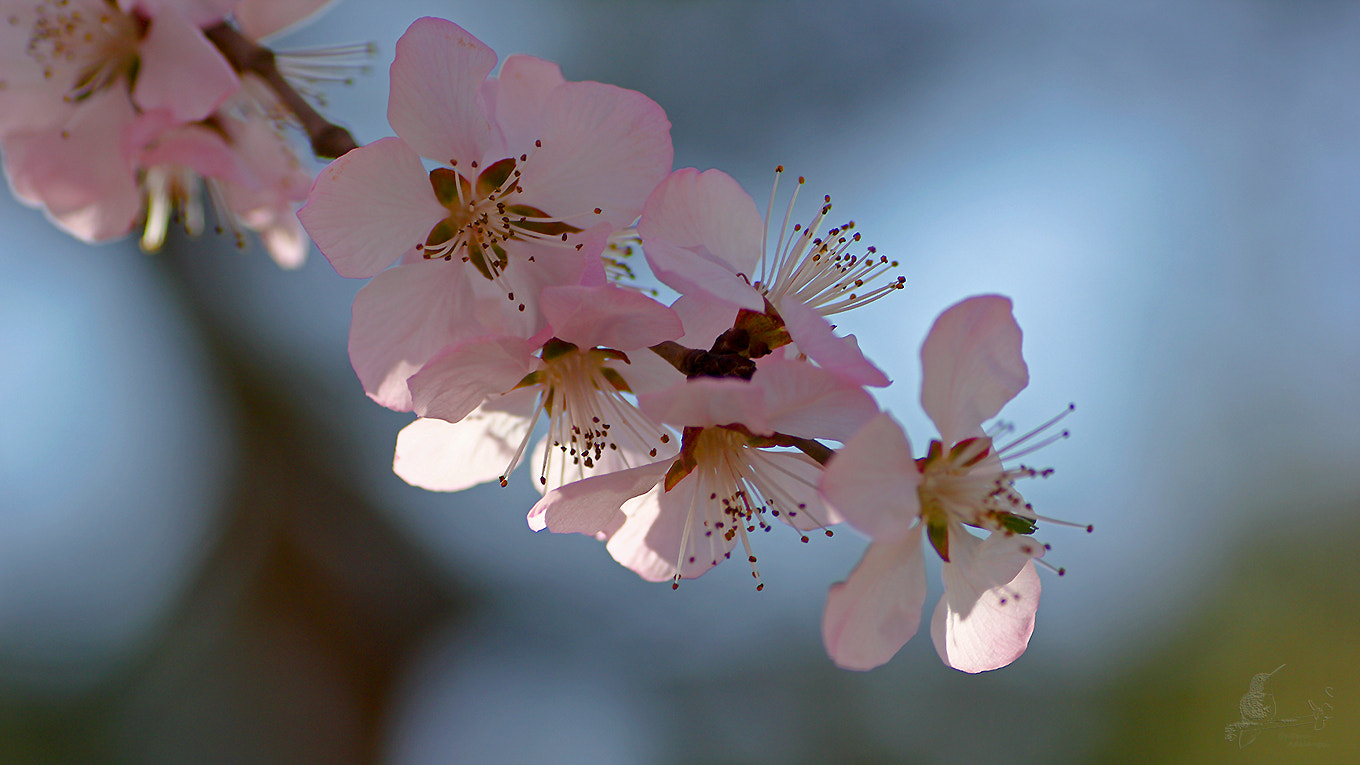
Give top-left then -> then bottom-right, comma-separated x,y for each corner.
515,80 -> 672,231
823,527 -> 926,671
480,55 -> 565,152
408,335 -> 537,422
234,0 -> 336,40
820,413 -> 921,542
2,91 -> 140,242
920,295 -> 1029,445
752,356 -> 879,442
387,17 -> 497,166
776,297 -> 890,387
639,168 -> 766,311
529,461 -> 669,534
670,292 -> 741,350
930,528 -> 1043,673
393,393 -> 537,493
348,259 -> 480,411
299,136 -> 446,278
132,8 -> 240,122
539,284 -> 683,351
638,377 -> 770,433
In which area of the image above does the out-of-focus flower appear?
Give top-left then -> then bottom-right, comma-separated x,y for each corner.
638,167 -> 903,386
300,17 -> 673,408
394,283 -> 683,493
529,357 -> 877,588
0,0 -> 345,266
820,295 -> 1080,673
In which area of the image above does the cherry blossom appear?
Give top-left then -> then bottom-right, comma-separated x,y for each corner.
638,166 -> 903,387
394,283 -> 684,494
300,18 -> 673,408
528,356 -> 877,588
820,295 -> 1081,672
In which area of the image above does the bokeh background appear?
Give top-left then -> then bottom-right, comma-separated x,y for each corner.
2,0 -> 1357,762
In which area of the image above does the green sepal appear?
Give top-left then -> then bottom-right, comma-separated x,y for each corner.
477,157 -> 518,198
664,457 -> 695,492
511,370 -> 544,391
430,168 -> 470,208
504,203 -> 582,237
926,517 -> 951,562
996,512 -> 1038,536
540,337 -> 579,361
465,237 -> 493,280
731,303 -> 792,357
599,367 -> 632,393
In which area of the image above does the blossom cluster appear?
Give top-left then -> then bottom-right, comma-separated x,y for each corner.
0,0 -> 351,267
299,17 -> 1087,673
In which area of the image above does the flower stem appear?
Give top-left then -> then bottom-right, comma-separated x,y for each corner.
204,23 -> 359,159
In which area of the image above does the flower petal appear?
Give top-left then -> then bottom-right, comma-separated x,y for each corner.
823,527 -> 926,671
820,412 -> 921,542
133,8 -> 239,123
539,284 -> 683,351
408,335 -> 537,422
753,356 -> 878,442
299,136 -> 447,278
480,55 -> 566,152
930,528 -> 1043,673
235,0 -> 337,40
638,377 -> 770,433
516,80 -> 672,231
393,395 -> 536,493
776,297 -> 890,387
920,295 -> 1029,445
387,17 -> 497,166
348,259 -> 480,410
639,168 -> 766,311
2,91 -> 140,242
528,460 -> 669,534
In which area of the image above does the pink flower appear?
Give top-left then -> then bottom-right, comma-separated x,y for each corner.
638,167 -> 903,387
820,296 -> 1079,672
299,18 -> 673,408
0,0 -> 330,263
528,357 -> 878,587
393,283 -> 684,493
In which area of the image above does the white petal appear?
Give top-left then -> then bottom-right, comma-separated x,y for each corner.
930,528 -> 1043,673
823,527 -> 926,671
819,412 -> 921,542
393,402 -> 533,493
920,295 -> 1029,445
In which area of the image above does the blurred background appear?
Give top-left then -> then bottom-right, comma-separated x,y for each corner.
2,0 -> 1357,762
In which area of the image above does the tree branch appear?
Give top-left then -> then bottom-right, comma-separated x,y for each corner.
204,23 -> 359,159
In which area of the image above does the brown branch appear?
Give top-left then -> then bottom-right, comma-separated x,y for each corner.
204,22 -> 359,159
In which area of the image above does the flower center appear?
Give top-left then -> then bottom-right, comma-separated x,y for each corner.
917,404 -> 1088,569
666,426 -> 833,590
500,339 -> 672,490
417,151 -> 584,283
20,0 -> 144,103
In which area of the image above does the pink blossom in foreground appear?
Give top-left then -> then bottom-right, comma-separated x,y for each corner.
528,357 -> 877,588
820,295 -> 1081,673
300,18 -> 673,407
638,167 -> 903,387
394,283 -> 684,493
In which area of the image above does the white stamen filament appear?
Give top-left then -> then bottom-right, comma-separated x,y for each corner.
753,166 -> 905,317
